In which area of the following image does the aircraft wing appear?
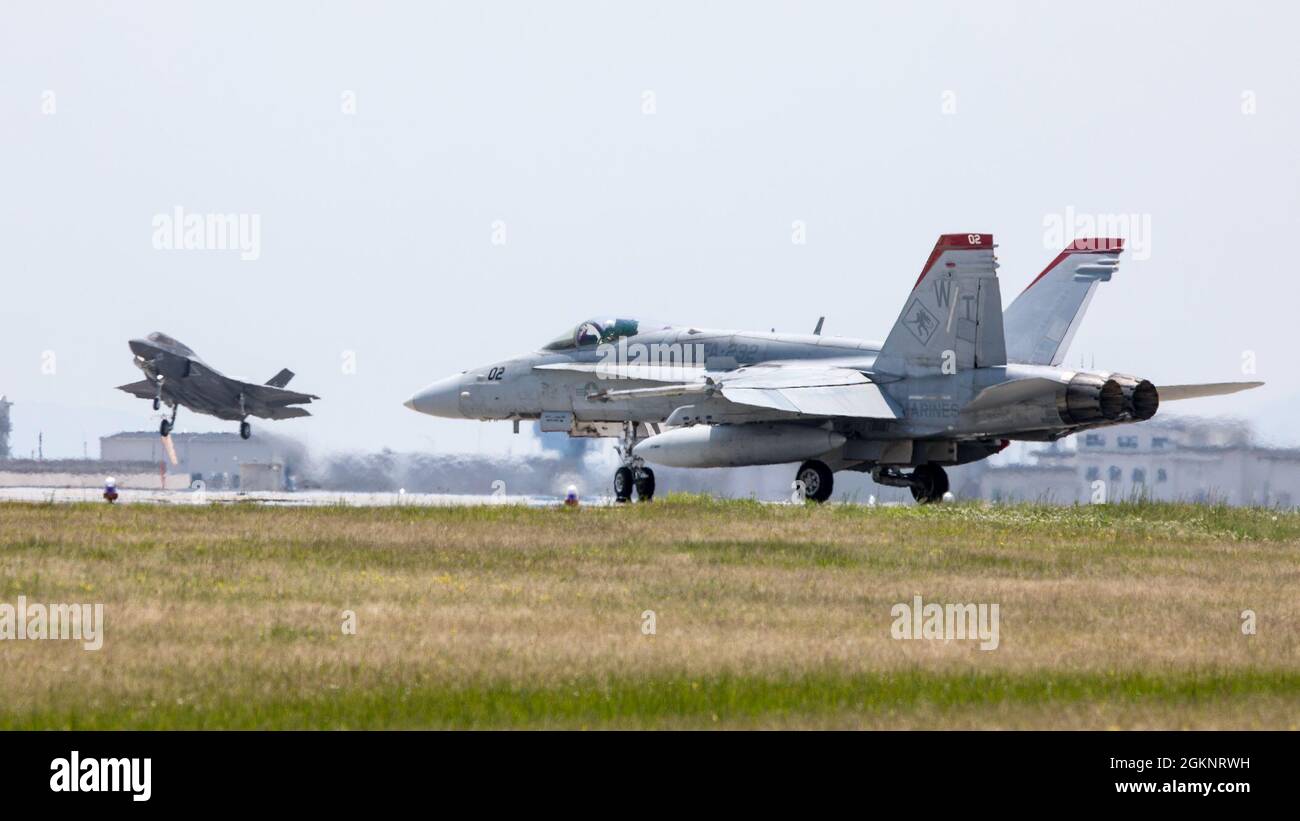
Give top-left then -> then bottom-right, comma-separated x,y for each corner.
237,381 -> 319,406
717,366 -> 899,419
1156,382 -> 1264,401
582,362 -> 900,419
227,378 -> 319,420
184,362 -> 318,406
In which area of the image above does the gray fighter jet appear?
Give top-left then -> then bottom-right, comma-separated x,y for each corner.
404,234 -> 1262,503
117,332 -> 319,439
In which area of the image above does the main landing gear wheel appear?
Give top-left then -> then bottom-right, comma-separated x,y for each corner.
159,403 -> 179,438
796,460 -> 834,503
152,397 -> 161,411
239,421 -> 252,440
634,467 -> 655,502
614,466 -> 634,503
910,463 -> 949,504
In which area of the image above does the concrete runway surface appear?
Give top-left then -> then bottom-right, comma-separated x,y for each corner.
0,487 -> 592,507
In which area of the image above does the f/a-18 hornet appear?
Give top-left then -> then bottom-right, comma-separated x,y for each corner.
405,234 -> 1261,503
118,332 -> 319,440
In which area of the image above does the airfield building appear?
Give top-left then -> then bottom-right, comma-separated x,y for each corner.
0,395 -> 11,459
976,417 -> 1300,506
100,431 -> 291,491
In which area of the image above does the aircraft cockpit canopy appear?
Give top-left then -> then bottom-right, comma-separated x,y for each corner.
146,332 -> 196,357
543,318 -> 668,351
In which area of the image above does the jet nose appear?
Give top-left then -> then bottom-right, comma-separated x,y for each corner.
404,374 -> 465,418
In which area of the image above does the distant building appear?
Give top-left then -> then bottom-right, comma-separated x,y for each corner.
239,462 -> 285,492
0,458 -> 190,490
977,417 -> 1300,506
0,395 -> 12,460
100,432 -> 291,491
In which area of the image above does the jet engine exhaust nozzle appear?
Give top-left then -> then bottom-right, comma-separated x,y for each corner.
1058,374 -> 1125,425
1109,373 -> 1160,421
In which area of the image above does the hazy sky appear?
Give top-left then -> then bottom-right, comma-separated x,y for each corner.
2,1 -> 1297,459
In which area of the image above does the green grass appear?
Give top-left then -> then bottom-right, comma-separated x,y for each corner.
13,668 -> 1300,730
2,497 -> 1299,728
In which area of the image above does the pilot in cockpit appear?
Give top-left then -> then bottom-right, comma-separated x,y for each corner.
575,321 -> 604,347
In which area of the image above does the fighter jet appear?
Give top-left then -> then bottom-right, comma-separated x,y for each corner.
404,234 -> 1262,503
117,332 -> 319,439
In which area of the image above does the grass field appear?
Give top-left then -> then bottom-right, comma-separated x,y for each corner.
1,496 -> 1298,729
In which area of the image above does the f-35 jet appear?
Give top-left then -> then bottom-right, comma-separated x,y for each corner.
118,332 -> 319,439
404,234 -> 1262,503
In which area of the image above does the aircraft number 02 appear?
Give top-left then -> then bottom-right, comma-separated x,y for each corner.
487,367 -> 506,381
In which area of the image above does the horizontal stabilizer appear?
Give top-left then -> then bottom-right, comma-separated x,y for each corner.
962,377 -> 1062,413
265,368 -> 295,388
242,382 -> 319,404
1157,382 -> 1264,402
257,405 -> 312,420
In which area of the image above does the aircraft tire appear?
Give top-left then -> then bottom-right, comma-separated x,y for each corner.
634,467 -> 655,502
240,421 -> 251,440
910,464 -> 948,504
614,466 -> 634,503
796,460 -> 834,503
159,419 -> 172,437
153,397 -> 161,411
934,465 -> 950,498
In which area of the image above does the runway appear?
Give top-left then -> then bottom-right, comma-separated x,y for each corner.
0,487 -> 592,507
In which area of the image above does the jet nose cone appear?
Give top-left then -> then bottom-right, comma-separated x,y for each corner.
404,375 -> 465,418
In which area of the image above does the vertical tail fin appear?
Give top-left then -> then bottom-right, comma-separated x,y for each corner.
265,368 -> 295,388
874,233 -> 1006,376
1003,238 -> 1124,366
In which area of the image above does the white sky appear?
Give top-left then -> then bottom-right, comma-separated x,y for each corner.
2,1 -> 1297,459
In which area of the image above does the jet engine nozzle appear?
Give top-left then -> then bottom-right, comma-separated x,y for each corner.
1108,373 -> 1159,421
1058,374 -> 1124,424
